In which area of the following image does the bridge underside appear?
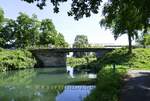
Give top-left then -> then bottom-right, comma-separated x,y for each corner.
30,48 -> 114,67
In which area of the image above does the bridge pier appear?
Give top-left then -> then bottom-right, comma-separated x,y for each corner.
31,50 -> 67,67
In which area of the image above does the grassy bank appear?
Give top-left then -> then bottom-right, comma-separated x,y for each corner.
85,48 -> 150,101
0,48 -> 36,72
100,48 -> 150,69
84,68 -> 126,101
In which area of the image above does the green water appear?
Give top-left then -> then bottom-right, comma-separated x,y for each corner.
0,68 -> 95,101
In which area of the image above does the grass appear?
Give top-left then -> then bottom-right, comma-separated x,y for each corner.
84,68 -> 126,101
99,48 -> 150,69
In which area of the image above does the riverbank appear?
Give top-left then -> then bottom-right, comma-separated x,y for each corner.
84,48 -> 150,101
84,67 -> 126,101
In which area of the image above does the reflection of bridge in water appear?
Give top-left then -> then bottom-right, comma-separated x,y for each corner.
30,47 -> 116,67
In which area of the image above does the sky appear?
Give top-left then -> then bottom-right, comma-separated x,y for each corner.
0,0 -> 132,45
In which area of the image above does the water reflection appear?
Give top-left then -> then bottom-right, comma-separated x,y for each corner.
56,86 -> 95,101
66,66 -> 74,78
66,66 -> 97,79
0,67 -> 96,101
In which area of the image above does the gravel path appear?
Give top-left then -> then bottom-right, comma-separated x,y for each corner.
120,70 -> 150,101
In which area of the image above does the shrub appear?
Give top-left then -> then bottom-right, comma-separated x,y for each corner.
0,49 -> 36,71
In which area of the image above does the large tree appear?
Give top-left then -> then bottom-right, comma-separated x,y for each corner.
15,12 -> 40,48
100,0 -> 143,53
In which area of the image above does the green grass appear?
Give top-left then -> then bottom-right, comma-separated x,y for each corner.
84,68 -> 126,101
99,48 -> 150,69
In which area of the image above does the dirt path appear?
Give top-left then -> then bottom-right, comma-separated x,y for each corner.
120,70 -> 150,101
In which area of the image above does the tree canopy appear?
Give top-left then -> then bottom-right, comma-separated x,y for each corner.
0,9 -> 68,48
73,35 -> 89,57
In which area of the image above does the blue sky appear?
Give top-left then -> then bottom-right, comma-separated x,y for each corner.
0,0 -> 130,45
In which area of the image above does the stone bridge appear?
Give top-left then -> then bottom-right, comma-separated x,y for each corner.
30,48 -> 115,67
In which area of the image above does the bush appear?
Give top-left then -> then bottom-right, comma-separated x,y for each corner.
84,68 -> 126,101
0,49 -> 36,71
67,57 -> 96,67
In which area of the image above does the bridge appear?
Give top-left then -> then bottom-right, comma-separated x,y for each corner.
30,48 -> 115,67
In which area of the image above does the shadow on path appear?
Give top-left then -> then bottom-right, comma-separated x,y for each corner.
120,71 -> 150,101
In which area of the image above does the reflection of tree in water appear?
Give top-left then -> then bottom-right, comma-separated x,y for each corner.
0,70 -> 64,101
0,68 -> 93,101
0,69 -> 36,86
0,84 -> 64,101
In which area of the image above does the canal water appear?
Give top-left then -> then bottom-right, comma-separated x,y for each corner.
0,67 -> 96,101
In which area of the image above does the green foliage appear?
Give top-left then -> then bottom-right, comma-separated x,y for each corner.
137,33 -> 150,47
67,57 -> 96,67
22,0 -> 102,20
0,12 -> 68,48
101,0 -> 143,53
99,48 -> 150,69
0,19 -> 16,47
39,19 -> 68,47
73,35 -> 89,48
15,13 -> 40,48
67,57 -> 98,72
84,68 -> 126,101
0,49 -> 36,72
0,7 -> 4,24
67,57 -> 87,68
73,35 -> 90,57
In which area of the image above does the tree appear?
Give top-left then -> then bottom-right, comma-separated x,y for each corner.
39,19 -> 57,46
54,33 -> 68,47
29,14 -> 41,46
100,0 -> 143,53
73,35 -> 89,57
0,19 -> 16,48
0,10 -> 67,49
15,13 -> 40,48
39,19 -> 68,47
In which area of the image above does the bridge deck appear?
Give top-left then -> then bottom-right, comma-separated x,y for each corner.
30,48 -> 115,52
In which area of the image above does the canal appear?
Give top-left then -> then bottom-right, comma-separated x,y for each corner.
0,67 -> 96,101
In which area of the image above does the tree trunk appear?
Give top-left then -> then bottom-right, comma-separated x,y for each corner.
128,33 -> 132,54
